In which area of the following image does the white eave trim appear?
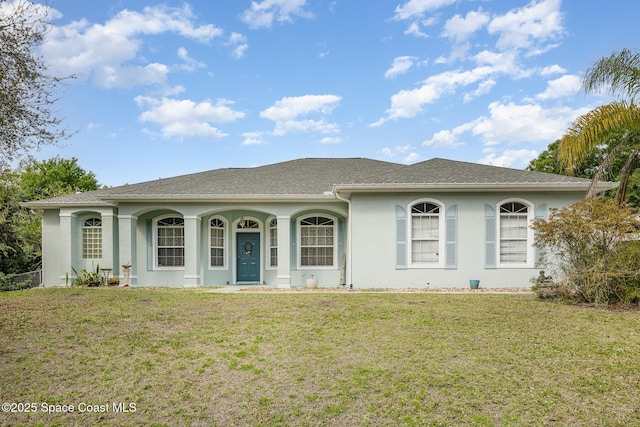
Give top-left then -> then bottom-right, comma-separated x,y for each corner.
333,181 -> 618,193
100,194 -> 337,203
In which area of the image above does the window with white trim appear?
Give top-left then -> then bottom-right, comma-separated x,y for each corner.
411,202 -> 441,264
499,202 -> 529,264
269,218 -> 277,267
82,217 -> 102,259
210,217 -> 225,267
156,217 -> 184,267
300,216 -> 335,267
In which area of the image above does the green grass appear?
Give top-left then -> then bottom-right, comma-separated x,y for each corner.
1,288 -> 639,426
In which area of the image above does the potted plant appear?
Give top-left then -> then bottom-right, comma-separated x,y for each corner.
306,275 -> 318,289
71,264 -> 103,287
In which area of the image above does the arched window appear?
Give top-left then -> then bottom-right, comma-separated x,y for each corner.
410,202 -> 441,265
499,201 -> 530,264
82,217 -> 102,259
210,217 -> 225,268
299,216 -> 335,267
268,218 -> 278,268
155,216 -> 184,268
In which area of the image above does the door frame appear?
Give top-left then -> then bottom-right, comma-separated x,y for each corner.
232,217 -> 263,284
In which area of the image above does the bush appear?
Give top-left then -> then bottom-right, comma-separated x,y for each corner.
531,198 -> 640,305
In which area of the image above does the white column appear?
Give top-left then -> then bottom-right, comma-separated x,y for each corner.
59,210 -> 75,286
118,214 -> 137,285
183,215 -> 201,288
100,211 -> 115,274
276,216 -> 291,288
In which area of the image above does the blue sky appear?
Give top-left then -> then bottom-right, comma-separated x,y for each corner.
19,0 -> 640,186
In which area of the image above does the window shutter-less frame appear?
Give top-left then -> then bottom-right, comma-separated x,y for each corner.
395,205 -> 407,269
534,203 -> 547,267
484,204 -> 496,268
445,205 -> 457,269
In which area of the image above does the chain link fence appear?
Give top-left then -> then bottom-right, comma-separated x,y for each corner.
0,270 -> 42,292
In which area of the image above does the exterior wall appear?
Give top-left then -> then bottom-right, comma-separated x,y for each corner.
114,201 -> 347,288
40,190 -> 584,289
41,210 -> 62,286
349,191 -> 585,288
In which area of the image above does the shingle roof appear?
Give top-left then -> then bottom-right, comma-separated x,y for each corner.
357,158 -> 595,185
23,157 -> 613,208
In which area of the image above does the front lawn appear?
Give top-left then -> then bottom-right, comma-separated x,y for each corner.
1,288 -> 638,426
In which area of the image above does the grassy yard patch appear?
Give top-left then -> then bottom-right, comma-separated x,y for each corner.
1,288 -> 639,426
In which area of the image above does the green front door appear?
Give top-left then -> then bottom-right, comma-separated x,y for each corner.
237,232 -> 260,282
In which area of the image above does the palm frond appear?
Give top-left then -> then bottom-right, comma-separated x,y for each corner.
558,101 -> 640,172
583,48 -> 640,101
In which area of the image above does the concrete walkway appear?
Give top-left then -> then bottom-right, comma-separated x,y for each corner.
205,285 -> 257,293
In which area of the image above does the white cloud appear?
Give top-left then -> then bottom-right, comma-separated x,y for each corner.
371,66 -> 499,126
424,101 -> 591,162
94,63 -> 169,89
177,47 -> 205,72
393,0 -> 457,21
241,0 -> 313,29
534,74 -> 581,100
442,10 -> 490,42
479,149 -> 539,168
43,4 -> 222,88
405,21 -> 429,38
384,56 -> 417,78
320,136 -> 342,144
396,144 -> 414,153
261,94 -> 339,118
470,101 -> 578,145
379,145 -> 419,163
463,79 -> 496,102
487,0 -> 564,54
135,97 -> 245,140
380,147 -> 394,158
226,33 -> 249,59
423,129 -> 464,148
539,64 -> 566,75
404,152 -> 421,163
242,131 -> 267,145
259,95 -> 341,136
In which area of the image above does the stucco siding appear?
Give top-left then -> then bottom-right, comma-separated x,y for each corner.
42,210 -> 62,286
350,191 -> 585,288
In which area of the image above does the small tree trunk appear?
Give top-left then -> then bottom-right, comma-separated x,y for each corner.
615,149 -> 640,206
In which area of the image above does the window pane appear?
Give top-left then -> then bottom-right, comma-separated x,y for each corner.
412,240 -> 439,263
82,225 -> 102,259
210,218 -> 225,267
499,203 -> 529,264
211,248 -> 224,267
410,203 -> 441,264
300,217 -> 335,266
157,217 -> 184,267
158,247 -> 184,267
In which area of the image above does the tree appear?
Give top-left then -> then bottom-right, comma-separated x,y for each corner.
528,135 -> 640,206
558,49 -> 640,205
18,156 -> 100,200
0,171 -> 39,273
0,157 -> 100,275
527,139 -> 601,178
531,198 -> 640,304
0,0 -> 72,168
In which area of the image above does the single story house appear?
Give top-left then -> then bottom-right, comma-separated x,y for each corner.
23,157 -> 616,289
